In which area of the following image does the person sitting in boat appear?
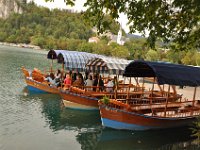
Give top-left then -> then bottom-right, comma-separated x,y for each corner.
113,76 -> 118,89
45,73 -> 56,86
93,74 -> 98,91
72,69 -> 78,82
72,74 -> 84,87
85,75 -> 93,91
78,72 -> 84,85
106,78 -> 114,93
55,69 -> 61,80
63,73 -> 72,90
54,69 -> 62,87
93,74 -> 104,91
99,75 -> 104,91
84,70 -> 89,80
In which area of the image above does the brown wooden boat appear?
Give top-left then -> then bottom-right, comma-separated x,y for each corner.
60,55 -> 131,110
99,60 -> 200,130
21,66 -> 60,94
21,49 -> 97,94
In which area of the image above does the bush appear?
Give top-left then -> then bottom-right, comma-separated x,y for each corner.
100,96 -> 110,104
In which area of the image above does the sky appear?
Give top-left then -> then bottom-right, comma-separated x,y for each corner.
27,0 -> 131,33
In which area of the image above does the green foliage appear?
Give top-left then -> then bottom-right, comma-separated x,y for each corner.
0,32 -> 7,41
109,43 -> 129,59
181,50 -> 197,66
100,96 -> 110,105
191,117 -> 200,143
124,38 -> 147,60
46,0 -> 200,49
196,53 -> 200,66
2,1 -> 200,64
0,2 -> 133,59
31,36 -> 46,48
0,3 -> 94,48
145,49 -> 160,61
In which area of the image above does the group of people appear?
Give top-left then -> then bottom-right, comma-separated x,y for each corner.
44,69 -> 116,93
44,69 -> 85,88
44,69 -> 62,87
77,72 -> 117,93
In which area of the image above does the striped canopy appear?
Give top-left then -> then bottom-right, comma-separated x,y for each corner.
86,56 -> 131,75
47,50 -> 65,59
55,50 -> 99,72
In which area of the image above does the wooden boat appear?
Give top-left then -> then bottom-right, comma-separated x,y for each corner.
61,56 -> 182,110
60,84 -> 143,110
21,50 -> 98,94
21,50 -> 67,94
99,60 -> 200,130
21,66 -> 60,94
60,55 -> 132,110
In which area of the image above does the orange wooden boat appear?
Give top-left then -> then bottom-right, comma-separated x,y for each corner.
99,60 -> 200,130
60,55 -> 132,110
60,84 -> 144,110
21,66 -> 60,94
21,50 -> 98,94
60,56 -> 182,110
21,50 -> 66,94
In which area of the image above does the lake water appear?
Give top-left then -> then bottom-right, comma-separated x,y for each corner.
0,45 -> 199,150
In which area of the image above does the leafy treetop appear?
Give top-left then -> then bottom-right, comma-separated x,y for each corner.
46,0 -> 200,49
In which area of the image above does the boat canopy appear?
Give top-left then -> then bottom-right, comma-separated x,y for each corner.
124,60 -> 200,87
47,50 -> 130,73
47,50 -> 65,59
56,50 -> 99,72
86,56 -> 131,75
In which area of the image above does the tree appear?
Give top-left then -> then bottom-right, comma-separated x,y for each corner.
196,53 -> 200,66
166,49 -> 185,64
0,32 -> 7,41
145,49 -> 160,61
192,117 -> 200,143
109,43 -> 129,58
124,38 -> 147,59
46,0 -> 200,49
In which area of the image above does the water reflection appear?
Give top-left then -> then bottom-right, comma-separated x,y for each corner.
96,127 -> 199,150
22,87 -> 200,150
23,87 -> 102,150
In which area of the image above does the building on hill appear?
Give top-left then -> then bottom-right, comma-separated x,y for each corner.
0,0 -> 25,19
88,37 -> 100,43
108,23 -> 129,45
117,24 -> 124,45
90,23 -> 129,45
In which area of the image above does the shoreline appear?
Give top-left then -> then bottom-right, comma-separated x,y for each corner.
0,42 -> 42,50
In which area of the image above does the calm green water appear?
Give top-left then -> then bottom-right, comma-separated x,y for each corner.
0,45 -> 199,150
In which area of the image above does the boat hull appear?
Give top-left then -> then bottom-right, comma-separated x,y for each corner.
60,91 -> 98,110
25,77 -> 59,94
99,104 -> 197,131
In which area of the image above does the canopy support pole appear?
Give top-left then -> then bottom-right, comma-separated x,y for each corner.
142,77 -> 144,92
134,77 -> 139,91
114,75 -> 118,100
51,55 -> 53,73
164,85 -> 170,117
192,87 -> 197,107
97,73 -> 100,92
157,84 -> 163,95
123,77 -> 126,93
61,62 -> 64,87
126,77 -> 131,101
162,85 -> 165,96
150,77 -> 155,115
171,85 -> 177,97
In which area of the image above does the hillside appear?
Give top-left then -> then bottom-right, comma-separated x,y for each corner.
0,0 -> 25,19
0,2 -> 120,50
